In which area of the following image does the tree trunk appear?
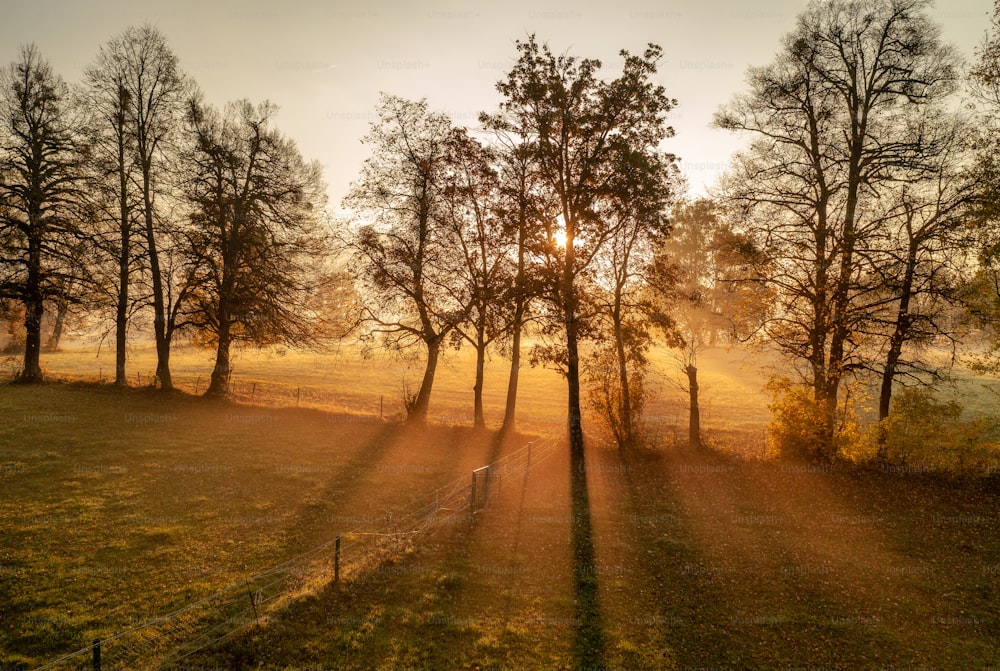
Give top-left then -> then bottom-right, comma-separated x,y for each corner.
115,121 -> 130,386
501,221 -> 528,435
21,298 -> 44,383
141,161 -> 172,391
20,243 -> 44,383
566,317 -> 584,462
473,329 -> 486,429
46,300 -> 67,351
501,316 -> 522,433
686,364 -> 700,449
613,307 -> 632,449
877,244 -> 918,457
410,338 -> 441,423
206,322 -> 232,398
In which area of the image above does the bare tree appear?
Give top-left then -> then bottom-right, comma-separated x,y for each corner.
868,115 -> 976,429
715,0 -> 959,457
95,24 -> 190,390
342,95 -> 469,423
182,99 -> 329,397
0,45 -> 86,382
81,35 -> 145,385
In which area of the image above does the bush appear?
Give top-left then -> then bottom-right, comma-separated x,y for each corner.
880,387 -> 999,474
585,345 -> 648,450
765,378 -> 866,462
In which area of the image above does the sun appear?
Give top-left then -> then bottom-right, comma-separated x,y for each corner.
553,214 -> 569,248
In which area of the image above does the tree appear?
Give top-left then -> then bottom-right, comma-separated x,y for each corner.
588,152 -> 676,449
0,45 -> 86,382
868,115 -> 976,429
715,0 -> 959,457
490,137 -> 549,434
183,99 -> 329,397
343,95 -> 469,423
966,0 -> 1000,373
442,130 -> 513,429
97,25 -> 190,390
650,199 -> 768,449
81,34 -> 145,385
485,37 -> 677,460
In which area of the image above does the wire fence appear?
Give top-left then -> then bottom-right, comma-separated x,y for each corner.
31,433 -> 562,671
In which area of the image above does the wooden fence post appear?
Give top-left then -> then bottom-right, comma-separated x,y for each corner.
334,536 -> 341,584
92,638 -> 101,671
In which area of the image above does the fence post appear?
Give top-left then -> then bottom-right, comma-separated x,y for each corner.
251,382 -> 256,400
469,471 -> 476,528
296,387 -> 301,407
92,638 -> 101,671
334,536 -> 341,584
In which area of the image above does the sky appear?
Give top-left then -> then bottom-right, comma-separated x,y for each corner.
1,0 -> 993,209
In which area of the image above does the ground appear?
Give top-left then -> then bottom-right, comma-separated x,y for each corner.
2,344 -> 1000,669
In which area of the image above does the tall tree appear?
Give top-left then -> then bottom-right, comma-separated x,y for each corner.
967,0 -> 1000,372
81,35 -> 144,385
868,115 -> 976,428
442,130 -> 513,429
715,0 -> 959,456
589,152 -> 675,449
98,24 -> 189,390
183,99 -> 329,397
0,45 -> 85,382
343,95 -> 469,423
484,37 -> 677,460
491,137 -> 549,434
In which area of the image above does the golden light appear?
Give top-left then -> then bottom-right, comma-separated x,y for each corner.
553,214 -> 568,248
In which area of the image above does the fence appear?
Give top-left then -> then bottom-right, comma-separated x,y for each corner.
31,433 -> 561,671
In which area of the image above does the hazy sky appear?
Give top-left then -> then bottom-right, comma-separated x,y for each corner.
1,0 -> 992,208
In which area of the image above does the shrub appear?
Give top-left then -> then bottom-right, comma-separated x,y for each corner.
880,387 -> 998,474
585,345 -> 648,450
765,377 -> 867,462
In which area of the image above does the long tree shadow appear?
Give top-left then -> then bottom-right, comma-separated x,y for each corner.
570,447 -> 606,670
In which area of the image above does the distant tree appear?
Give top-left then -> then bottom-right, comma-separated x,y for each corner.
715,0 -> 959,458
342,94 -> 469,423
650,199 -> 768,449
182,99 -> 329,398
966,0 -> 1000,372
484,37 -> 677,460
0,45 -> 86,382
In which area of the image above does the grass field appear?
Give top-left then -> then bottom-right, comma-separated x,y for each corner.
3,341 -> 1000,669
6,338 -> 775,444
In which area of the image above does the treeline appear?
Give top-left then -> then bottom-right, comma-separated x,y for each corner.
6,1 -> 1000,466
0,26 -> 336,397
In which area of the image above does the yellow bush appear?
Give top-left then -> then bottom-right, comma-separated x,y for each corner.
880,387 -> 999,474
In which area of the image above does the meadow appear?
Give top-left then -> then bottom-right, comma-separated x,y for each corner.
2,340 -> 999,669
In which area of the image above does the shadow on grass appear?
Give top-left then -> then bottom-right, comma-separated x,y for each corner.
570,448 -> 606,671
